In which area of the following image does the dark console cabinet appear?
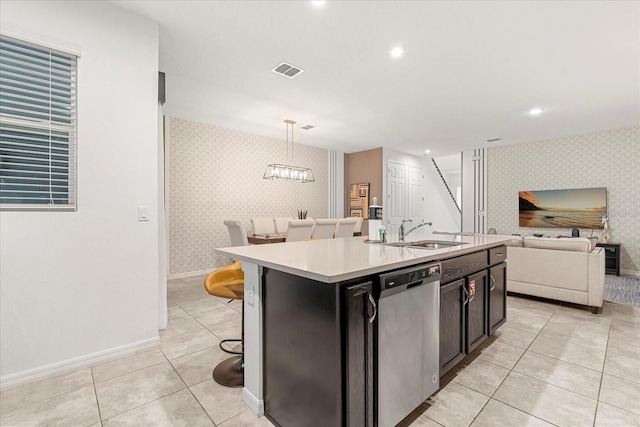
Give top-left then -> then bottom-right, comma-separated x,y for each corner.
596,243 -> 621,276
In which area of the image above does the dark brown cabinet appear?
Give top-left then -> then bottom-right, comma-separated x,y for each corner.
439,278 -> 466,375
466,270 -> 488,353
488,263 -> 507,334
439,247 -> 507,376
263,268 -> 374,427
344,282 -> 374,427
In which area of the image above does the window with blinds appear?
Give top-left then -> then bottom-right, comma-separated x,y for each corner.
0,35 -> 77,211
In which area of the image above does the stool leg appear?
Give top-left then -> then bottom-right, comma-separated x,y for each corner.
212,301 -> 244,388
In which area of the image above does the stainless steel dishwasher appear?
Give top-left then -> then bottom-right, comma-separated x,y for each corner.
377,263 -> 441,427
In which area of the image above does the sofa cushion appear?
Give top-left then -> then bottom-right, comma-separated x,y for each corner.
503,236 -> 524,247
523,236 -> 590,252
558,235 -> 598,251
586,237 -> 598,251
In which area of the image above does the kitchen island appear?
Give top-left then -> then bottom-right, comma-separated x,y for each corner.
216,232 -> 511,427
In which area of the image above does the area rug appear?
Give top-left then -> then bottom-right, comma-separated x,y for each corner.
604,275 -> 640,307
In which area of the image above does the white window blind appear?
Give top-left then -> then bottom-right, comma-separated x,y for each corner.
0,35 -> 77,211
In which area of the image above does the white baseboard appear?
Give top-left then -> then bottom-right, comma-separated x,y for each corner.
167,269 -> 212,280
0,337 -> 159,389
242,387 -> 264,417
620,269 -> 640,277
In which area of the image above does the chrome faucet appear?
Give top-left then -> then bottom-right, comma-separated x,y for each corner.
399,219 -> 433,241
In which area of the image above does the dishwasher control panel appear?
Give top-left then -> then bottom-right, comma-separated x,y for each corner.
380,263 -> 441,291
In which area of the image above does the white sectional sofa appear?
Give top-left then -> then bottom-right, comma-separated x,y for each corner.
505,236 -> 605,313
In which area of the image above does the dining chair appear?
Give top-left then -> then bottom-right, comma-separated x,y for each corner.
311,219 -> 338,239
274,217 -> 293,234
334,217 -> 358,238
353,217 -> 364,236
285,219 -> 315,242
225,219 -> 249,246
251,218 -> 276,236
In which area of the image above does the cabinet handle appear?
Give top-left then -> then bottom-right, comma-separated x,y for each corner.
495,252 -> 504,257
490,274 -> 496,291
462,286 -> 469,306
368,294 -> 377,324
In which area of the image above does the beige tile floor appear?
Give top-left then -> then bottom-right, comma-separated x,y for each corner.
1,275 -> 639,426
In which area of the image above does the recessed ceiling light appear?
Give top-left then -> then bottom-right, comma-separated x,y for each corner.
390,46 -> 404,58
311,1 -> 326,6
528,107 -> 544,116
425,149 -> 431,154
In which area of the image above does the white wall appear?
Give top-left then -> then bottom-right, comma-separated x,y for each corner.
382,148 -> 460,234
0,1 -> 160,384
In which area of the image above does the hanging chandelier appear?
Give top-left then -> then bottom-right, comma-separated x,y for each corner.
263,119 -> 315,183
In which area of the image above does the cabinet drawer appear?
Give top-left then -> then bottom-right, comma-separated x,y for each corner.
489,246 -> 507,266
441,250 -> 488,284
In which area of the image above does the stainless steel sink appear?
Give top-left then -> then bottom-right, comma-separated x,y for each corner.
382,240 -> 468,250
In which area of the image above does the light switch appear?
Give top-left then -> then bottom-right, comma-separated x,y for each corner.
138,206 -> 149,221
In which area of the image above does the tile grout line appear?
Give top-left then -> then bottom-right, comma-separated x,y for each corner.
591,316 -> 612,426
453,295 -> 555,426
590,311 -> 640,422
166,306 -> 241,426
474,299 -> 565,426
519,301 -> 603,401
90,369 -> 104,426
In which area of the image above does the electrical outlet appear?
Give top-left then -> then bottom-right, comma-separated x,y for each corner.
246,283 -> 255,306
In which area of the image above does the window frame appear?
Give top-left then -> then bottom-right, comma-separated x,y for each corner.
0,34 -> 78,211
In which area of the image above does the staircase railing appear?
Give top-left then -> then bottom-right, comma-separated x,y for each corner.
431,158 -> 461,214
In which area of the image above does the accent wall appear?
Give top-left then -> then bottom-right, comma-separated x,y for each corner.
165,117 -> 329,276
487,125 -> 639,274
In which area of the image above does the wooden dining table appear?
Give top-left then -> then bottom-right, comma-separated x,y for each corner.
247,233 -> 287,244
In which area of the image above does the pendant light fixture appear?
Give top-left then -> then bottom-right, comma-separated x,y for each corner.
263,119 -> 315,183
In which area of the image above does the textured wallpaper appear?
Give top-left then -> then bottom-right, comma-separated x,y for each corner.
166,117 -> 329,275
487,125 -> 639,274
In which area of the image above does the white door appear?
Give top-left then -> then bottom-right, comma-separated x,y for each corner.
387,161 -> 406,233
408,165 -> 425,224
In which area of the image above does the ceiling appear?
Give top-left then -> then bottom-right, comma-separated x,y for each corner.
110,1 -> 639,157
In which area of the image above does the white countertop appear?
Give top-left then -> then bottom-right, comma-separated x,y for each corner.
216,231 -> 513,283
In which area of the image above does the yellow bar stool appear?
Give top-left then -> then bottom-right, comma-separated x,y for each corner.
204,259 -> 244,387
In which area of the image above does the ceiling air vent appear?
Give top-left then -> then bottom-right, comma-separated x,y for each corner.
301,125 -> 314,130
272,62 -> 304,79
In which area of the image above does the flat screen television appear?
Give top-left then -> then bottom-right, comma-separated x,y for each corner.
519,187 -> 607,228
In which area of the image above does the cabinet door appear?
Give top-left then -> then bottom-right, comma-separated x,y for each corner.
344,282 -> 374,427
440,278 -> 466,376
466,270 -> 488,353
488,263 -> 507,334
